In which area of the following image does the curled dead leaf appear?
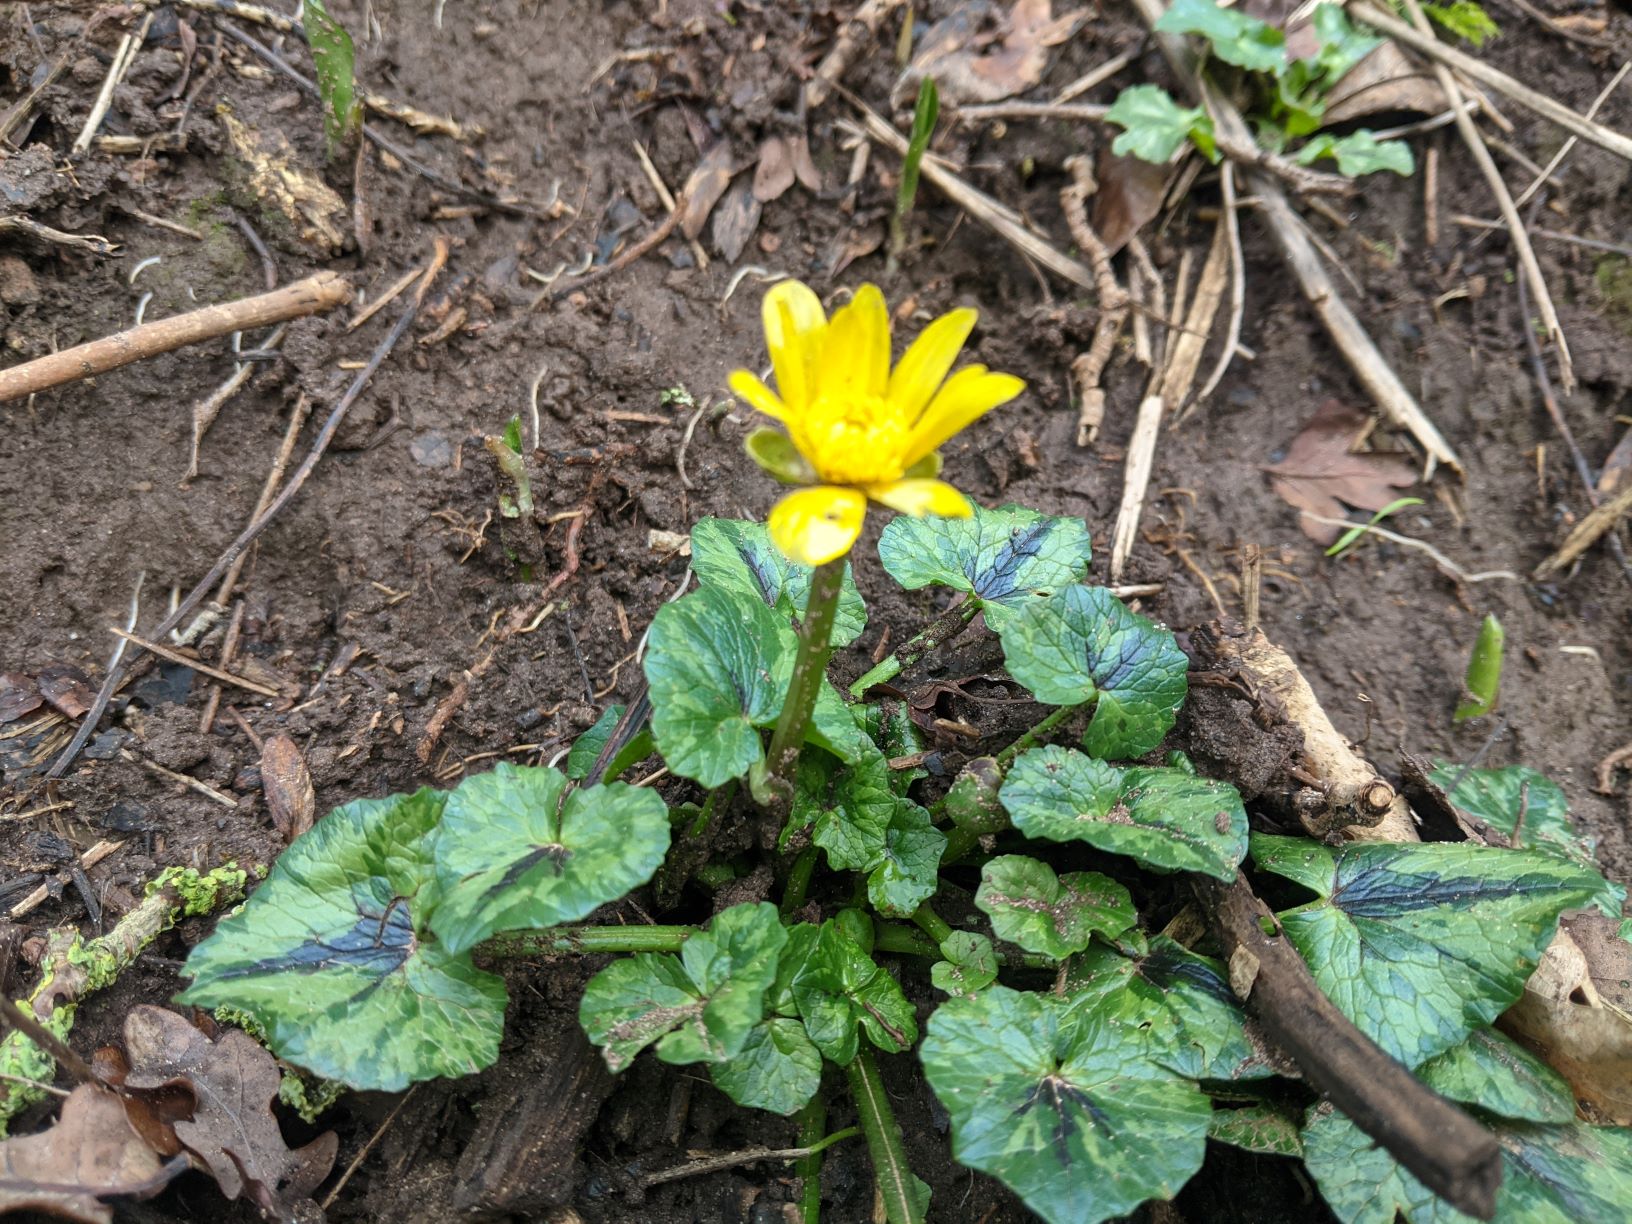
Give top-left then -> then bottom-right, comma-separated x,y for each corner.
752,136 -> 796,203
36,664 -> 94,719
897,0 -> 1088,107
711,178 -> 763,264
122,1006 -> 338,1221
678,142 -> 737,242
1264,401 -> 1417,545
260,733 -> 316,844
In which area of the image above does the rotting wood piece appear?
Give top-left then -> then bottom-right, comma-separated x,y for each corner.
1195,872 -> 1501,1220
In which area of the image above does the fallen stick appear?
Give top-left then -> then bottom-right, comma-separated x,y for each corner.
0,271 -> 351,404
1347,2 -> 1632,163
1194,871 -> 1501,1219
1533,482 -> 1632,578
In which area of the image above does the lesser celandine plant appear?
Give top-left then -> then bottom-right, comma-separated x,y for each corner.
174,281 -> 1630,1224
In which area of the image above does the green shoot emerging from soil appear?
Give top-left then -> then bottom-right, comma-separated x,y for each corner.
1454,611 -> 1505,721
888,77 -> 939,275
301,0 -> 362,156
179,283 -> 1632,1224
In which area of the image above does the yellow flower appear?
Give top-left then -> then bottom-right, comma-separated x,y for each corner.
729,281 -> 1025,566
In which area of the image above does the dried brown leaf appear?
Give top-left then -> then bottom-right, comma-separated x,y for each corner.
36,665 -> 93,719
678,142 -> 737,242
1091,149 -> 1172,256
898,0 -> 1089,106
0,1085 -> 181,1224
260,733 -> 315,844
1320,42 -> 1447,125
711,178 -> 763,263
121,1007 -> 337,1221
788,132 -> 823,194
752,136 -> 796,203
1264,401 -> 1417,544
0,673 -> 42,724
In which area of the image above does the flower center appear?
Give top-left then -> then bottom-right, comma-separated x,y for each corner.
797,392 -> 907,486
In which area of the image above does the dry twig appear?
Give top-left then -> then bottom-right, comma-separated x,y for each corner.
1534,483 -> 1632,579
1059,157 -> 1129,446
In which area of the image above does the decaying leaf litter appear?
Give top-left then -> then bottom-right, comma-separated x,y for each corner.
1,0 -> 1632,1220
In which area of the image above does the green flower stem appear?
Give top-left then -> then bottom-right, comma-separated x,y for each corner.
849,599 -> 980,697
876,920 -> 1054,972
994,702 -> 1082,768
795,1092 -> 829,1224
481,925 -> 695,957
910,903 -> 954,946
757,556 -> 847,813
846,1049 -> 926,1224
940,826 -> 982,864
782,846 -> 820,915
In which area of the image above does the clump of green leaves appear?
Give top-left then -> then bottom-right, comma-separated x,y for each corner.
1108,0 -> 1413,177
181,497 -> 1630,1223
301,0 -> 363,157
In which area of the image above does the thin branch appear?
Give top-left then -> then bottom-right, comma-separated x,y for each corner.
1300,513 -> 1521,583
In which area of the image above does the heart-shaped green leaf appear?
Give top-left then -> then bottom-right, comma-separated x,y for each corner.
975,856 -> 1135,960
1207,1104 -> 1304,1158
932,930 -> 999,996
790,920 -> 917,1065
799,745 -> 897,870
867,799 -> 945,918
709,1018 -> 822,1116
1416,1027 -> 1576,1125
179,790 -> 507,1092
692,517 -> 867,647
429,763 -> 670,953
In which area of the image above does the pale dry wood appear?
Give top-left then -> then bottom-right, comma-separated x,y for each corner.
806,0 -> 906,108
72,11 -> 152,153
1110,396 -> 1166,583
1163,209 -> 1231,415
1192,161 -> 1246,409
0,272 -> 352,403
1533,482 -> 1632,578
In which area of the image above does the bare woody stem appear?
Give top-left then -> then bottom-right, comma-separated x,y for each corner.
849,598 -> 979,697
754,557 -> 848,818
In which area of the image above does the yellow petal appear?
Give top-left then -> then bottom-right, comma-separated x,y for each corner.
903,367 -> 1026,465
867,479 -> 973,518
768,486 -> 867,565
728,369 -> 787,422
822,283 -> 891,402
887,307 -> 977,424
763,280 -> 827,414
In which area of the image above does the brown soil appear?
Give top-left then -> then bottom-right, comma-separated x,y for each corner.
2,2 -> 1630,1221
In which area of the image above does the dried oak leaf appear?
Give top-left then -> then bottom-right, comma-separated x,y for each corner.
121,1006 -> 337,1222
0,1084 -> 181,1224
678,141 -> 738,242
260,733 -> 315,844
1264,401 -> 1416,545
897,0 -> 1088,107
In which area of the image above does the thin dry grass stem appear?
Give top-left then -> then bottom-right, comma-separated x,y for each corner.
73,11 -> 153,153
1347,1 -> 1632,162
1059,157 -> 1130,446
1300,514 -> 1521,583
1054,51 -> 1138,102
1191,160 -> 1245,411
1450,216 -> 1632,259
1111,396 -> 1166,583
633,139 -> 709,269
1398,0 -> 1574,394
1126,238 -> 1170,371
1513,61 -> 1632,212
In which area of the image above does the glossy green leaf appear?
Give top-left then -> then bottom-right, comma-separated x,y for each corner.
876,503 -> 1092,629
1310,3 -> 1384,82
429,764 -> 669,953
1105,84 -> 1217,164
1304,1101 -> 1632,1224
565,704 -> 654,781
1207,1104 -> 1304,1158
644,585 -> 792,786
975,856 -> 1134,960
301,0 -> 362,155
1430,762 -> 1622,918
867,800 -> 945,918
790,920 -> 917,1065
691,517 -> 867,648
1001,745 -> 1248,879
932,930 -> 998,996
710,1018 -> 822,1115
1253,835 -> 1605,1066
579,902 -> 787,1072
898,76 -> 939,217
1295,130 -> 1414,177
179,790 -> 506,1092
1066,937 -> 1271,1081
798,745 -> 897,871
1155,0 -> 1287,72
1416,1027 -> 1576,1124
999,586 -> 1189,759
921,985 -> 1211,1224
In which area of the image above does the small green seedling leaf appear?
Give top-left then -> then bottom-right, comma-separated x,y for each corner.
500,415 -> 523,454
921,985 -> 1211,1224
1416,1027 -> 1577,1124
428,764 -> 670,954
1303,1099 -> 1632,1224
691,517 -> 867,648
579,902 -> 787,1072
180,790 -> 507,1092
1105,84 -> 1218,164
798,744 -> 898,870
1067,937 -> 1270,1081
931,930 -> 999,996
565,704 -> 655,781
710,1018 -> 822,1115
790,920 -> 918,1065
1310,3 -> 1384,83
876,503 -> 1092,629
1252,834 -> 1605,1066
1429,761 -> 1624,917
1453,613 -> 1504,721
1424,1 -> 1501,46
644,585 -> 792,786
975,856 -> 1134,960
1000,745 -> 1248,879
1325,496 -> 1424,556
300,0 -> 362,156
1295,130 -> 1414,177
1207,1104 -> 1305,1158
898,75 -> 939,221
867,800 -> 945,918
999,586 -> 1189,759
1156,0 -> 1287,72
